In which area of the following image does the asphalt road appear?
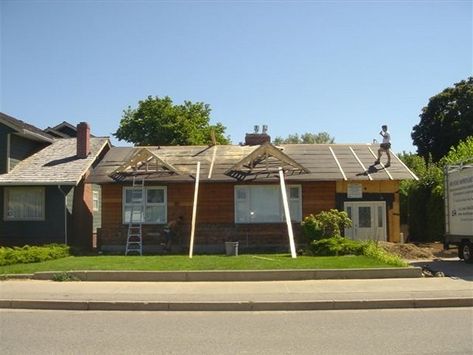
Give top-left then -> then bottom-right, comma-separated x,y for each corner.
1,308 -> 472,354
410,258 -> 473,281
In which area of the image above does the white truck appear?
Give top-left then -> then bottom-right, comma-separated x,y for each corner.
444,160 -> 473,263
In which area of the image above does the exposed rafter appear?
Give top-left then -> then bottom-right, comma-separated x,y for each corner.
109,148 -> 181,180
224,143 -> 310,181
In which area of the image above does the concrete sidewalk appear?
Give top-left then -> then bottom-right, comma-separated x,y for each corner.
1,277 -> 472,311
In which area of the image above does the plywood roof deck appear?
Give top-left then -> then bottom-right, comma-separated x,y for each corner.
88,143 -> 418,184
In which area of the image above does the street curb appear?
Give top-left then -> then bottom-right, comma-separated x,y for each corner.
0,297 -> 471,312
27,267 -> 422,282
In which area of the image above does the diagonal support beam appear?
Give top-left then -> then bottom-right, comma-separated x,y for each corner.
109,147 -> 181,177
224,143 -> 310,180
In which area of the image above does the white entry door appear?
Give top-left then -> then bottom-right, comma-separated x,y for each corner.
344,202 -> 387,241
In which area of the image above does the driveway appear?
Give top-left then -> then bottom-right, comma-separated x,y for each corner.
410,258 -> 473,281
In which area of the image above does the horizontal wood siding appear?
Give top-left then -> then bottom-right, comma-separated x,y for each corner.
301,181 -> 336,217
98,181 -> 338,251
102,184 -> 123,228
0,186 -> 72,245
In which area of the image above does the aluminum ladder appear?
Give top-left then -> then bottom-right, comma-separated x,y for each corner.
125,176 -> 145,256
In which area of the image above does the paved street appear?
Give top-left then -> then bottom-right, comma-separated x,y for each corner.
1,308 -> 472,354
410,258 -> 473,281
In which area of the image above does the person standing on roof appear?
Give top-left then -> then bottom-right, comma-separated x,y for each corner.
374,125 -> 391,167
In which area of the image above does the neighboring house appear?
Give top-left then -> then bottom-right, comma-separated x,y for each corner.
0,112 -> 55,173
0,113 -> 110,248
89,132 -> 418,253
44,121 -> 97,139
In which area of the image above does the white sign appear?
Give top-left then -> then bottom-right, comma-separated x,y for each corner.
448,167 -> 473,236
347,183 -> 363,199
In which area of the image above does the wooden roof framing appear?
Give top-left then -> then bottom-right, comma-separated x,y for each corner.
109,147 -> 181,180
224,143 -> 310,181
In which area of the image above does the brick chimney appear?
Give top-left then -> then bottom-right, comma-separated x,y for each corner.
77,122 -> 90,158
244,124 -> 271,145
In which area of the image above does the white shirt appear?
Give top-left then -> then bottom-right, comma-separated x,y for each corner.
381,130 -> 391,144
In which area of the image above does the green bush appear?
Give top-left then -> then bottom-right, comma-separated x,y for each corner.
308,237 -> 408,267
301,209 -> 352,242
361,242 -> 407,267
309,236 -> 364,256
0,244 -> 70,266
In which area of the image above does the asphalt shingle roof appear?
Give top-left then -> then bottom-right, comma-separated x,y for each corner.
0,138 -> 110,186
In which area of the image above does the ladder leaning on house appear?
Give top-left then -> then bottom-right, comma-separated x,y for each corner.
125,176 -> 145,256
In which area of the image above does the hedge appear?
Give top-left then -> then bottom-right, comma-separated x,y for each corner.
0,244 -> 70,266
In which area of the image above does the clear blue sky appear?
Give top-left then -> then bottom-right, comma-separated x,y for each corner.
1,0 -> 471,153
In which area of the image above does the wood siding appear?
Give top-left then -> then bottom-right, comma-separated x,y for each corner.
0,185 -> 72,245
9,134 -> 46,170
336,180 -> 401,242
0,124 -> 14,174
98,181 -> 337,251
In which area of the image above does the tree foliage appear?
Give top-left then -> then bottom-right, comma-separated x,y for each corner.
440,136 -> 473,166
399,137 -> 473,242
273,132 -> 335,145
412,77 -> 473,162
114,96 -> 230,146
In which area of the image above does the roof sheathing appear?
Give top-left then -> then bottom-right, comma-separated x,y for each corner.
88,143 -> 417,184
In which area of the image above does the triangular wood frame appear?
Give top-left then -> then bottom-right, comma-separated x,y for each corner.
109,147 -> 181,180
224,143 -> 310,181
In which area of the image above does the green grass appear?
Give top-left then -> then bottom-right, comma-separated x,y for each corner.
0,254 -> 400,274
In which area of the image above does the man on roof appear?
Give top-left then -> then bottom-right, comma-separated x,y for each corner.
374,124 -> 391,167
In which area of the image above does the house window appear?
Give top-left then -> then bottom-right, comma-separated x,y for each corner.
122,186 -> 167,224
234,185 -> 302,223
92,190 -> 100,212
4,187 -> 45,221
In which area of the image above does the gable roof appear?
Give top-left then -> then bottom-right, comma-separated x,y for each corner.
44,121 -> 97,138
0,137 -> 110,186
109,147 -> 183,181
0,112 -> 55,143
225,143 -> 310,180
88,143 -> 418,184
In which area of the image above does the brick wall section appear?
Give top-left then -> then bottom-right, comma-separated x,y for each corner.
98,181 -> 336,251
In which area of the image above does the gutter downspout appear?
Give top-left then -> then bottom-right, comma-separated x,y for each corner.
58,186 -> 68,245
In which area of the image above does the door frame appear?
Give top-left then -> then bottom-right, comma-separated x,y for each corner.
344,201 -> 387,241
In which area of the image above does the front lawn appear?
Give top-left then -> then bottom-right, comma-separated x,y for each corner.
0,254 -> 400,274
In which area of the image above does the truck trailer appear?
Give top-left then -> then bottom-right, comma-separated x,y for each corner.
444,160 -> 473,263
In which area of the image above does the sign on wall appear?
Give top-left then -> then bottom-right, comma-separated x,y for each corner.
347,183 -> 363,199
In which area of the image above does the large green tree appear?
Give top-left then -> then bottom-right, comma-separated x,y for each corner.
412,77 -> 473,162
114,96 -> 230,146
399,136 -> 473,242
273,132 -> 335,145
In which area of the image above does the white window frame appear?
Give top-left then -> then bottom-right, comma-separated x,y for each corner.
234,185 -> 302,224
122,186 -> 167,224
4,187 -> 45,221
92,190 -> 100,212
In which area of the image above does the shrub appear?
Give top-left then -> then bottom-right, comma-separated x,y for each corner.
309,236 -> 364,256
0,244 -> 70,266
361,242 -> 408,267
301,209 -> 352,242
308,237 -> 408,267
